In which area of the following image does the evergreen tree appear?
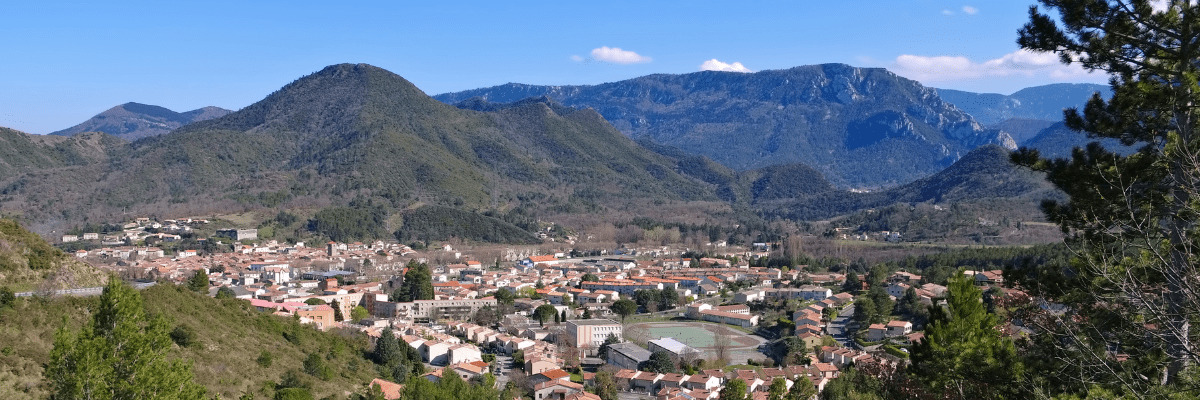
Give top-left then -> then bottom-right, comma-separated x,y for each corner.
1013,0 -> 1200,391
853,297 -> 876,331
660,287 -> 679,309
186,269 -> 209,293
330,299 -> 345,322
819,366 -> 882,400
611,299 -> 637,322
719,378 -> 749,400
842,271 -> 859,294
493,287 -> 515,305
786,377 -> 817,400
592,369 -> 619,400
642,350 -> 676,373
909,274 -> 1022,399
767,378 -> 787,400
215,286 -> 236,299
373,328 -> 402,365
46,279 -> 207,399
0,286 -> 15,308
534,304 -> 557,327
395,261 -> 434,302
597,334 -> 620,360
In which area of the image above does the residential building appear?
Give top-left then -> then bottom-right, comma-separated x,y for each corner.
565,319 -> 623,349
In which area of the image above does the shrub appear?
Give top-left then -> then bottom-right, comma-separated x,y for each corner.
170,324 -> 198,347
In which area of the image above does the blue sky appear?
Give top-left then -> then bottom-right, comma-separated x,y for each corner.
0,1 -> 1107,134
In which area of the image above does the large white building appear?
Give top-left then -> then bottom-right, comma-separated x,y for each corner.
565,319 -> 623,349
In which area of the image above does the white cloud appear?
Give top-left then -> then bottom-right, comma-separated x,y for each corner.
699,59 -> 753,73
570,55 -> 584,62
891,49 -> 1102,84
962,5 -> 978,15
590,46 -> 651,64
942,9 -> 954,16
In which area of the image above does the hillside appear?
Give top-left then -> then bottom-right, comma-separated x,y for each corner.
50,102 -> 232,140
0,219 -> 106,292
0,64 -> 723,231
0,127 -> 125,183
936,83 -> 1109,126
757,145 -> 1059,221
436,64 -> 1016,188
0,284 -> 379,399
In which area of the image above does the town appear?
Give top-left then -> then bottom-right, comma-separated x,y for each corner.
49,216 -> 1014,400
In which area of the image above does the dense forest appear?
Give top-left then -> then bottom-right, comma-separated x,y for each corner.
393,205 -> 540,245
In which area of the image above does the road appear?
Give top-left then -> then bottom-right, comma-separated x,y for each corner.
826,303 -> 856,349
15,281 -> 156,297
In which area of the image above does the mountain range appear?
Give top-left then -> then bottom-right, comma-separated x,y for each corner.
435,64 -> 1017,189
0,64 -> 727,228
936,83 -> 1110,126
50,102 -> 232,141
0,63 -> 1067,238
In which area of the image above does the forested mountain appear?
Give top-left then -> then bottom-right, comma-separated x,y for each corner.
0,127 -> 125,182
50,102 -> 232,140
936,83 -> 1109,126
0,64 -> 721,228
0,64 -> 1061,240
436,64 -> 1016,188
757,145 -> 1058,221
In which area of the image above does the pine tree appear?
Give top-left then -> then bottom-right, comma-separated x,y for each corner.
186,269 -> 209,293
46,279 -> 207,399
718,378 -> 748,400
909,274 -> 1022,399
1013,0 -> 1200,391
611,299 -> 637,322
330,299 -> 345,322
785,376 -> 817,400
767,378 -> 787,400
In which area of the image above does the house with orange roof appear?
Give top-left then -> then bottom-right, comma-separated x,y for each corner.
368,378 -> 403,399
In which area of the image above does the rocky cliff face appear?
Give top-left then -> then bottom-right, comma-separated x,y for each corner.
437,63 -> 1014,188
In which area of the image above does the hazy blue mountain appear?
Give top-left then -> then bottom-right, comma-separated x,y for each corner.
50,102 -> 232,140
436,64 -> 1016,188
1022,122 -> 1137,159
937,83 -> 1110,126
988,118 -> 1060,145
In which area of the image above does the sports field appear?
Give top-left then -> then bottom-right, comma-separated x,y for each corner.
626,321 -> 767,362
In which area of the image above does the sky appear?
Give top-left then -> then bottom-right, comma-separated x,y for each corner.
0,1 -> 1108,134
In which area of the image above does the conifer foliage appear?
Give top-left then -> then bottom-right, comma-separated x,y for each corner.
909,274 -> 1023,399
45,279 -> 206,399
1012,0 -> 1200,392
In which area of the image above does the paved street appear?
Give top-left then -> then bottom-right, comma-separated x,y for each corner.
826,303 -> 856,349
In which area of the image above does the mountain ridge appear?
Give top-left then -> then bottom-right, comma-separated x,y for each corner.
435,63 -> 1016,188
51,102 -> 233,140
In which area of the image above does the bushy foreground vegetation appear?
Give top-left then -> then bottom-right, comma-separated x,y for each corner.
0,283 -> 380,399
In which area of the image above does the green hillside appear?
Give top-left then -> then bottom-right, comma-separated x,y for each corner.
0,64 -> 723,231
0,284 -> 379,399
0,219 -> 105,292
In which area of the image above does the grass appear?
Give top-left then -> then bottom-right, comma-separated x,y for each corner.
0,284 -> 378,400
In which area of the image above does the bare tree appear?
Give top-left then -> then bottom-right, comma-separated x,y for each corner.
713,331 -> 732,365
